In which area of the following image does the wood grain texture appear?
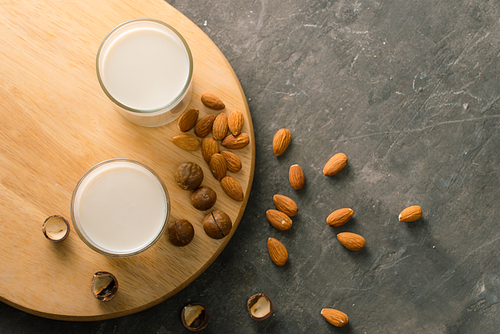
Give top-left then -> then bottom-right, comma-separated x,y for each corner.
0,0 -> 254,320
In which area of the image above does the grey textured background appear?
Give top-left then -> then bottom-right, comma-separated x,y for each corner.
2,0 -> 500,333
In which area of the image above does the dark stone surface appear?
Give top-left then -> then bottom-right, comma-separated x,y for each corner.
2,0 -> 500,332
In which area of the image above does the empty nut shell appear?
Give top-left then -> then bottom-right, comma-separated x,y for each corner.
42,215 -> 70,242
181,302 -> 210,331
247,293 -> 273,321
91,271 -> 118,302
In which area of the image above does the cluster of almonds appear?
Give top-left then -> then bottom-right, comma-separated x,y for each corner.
173,92 -> 249,202
169,92 -> 250,252
266,128 -> 424,328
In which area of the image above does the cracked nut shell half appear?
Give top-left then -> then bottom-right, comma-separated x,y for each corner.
202,210 -> 232,239
247,293 -> 273,321
42,215 -> 70,242
181,302 -> 210,331
91,271 -> 118,302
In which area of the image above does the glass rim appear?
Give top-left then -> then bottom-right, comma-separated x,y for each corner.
95,18 -> 194,114
70,158 -> 171,258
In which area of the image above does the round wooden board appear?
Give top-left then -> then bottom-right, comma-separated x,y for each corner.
0,0 -> 254,320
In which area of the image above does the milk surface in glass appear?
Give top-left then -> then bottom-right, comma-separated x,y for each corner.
101,25 -> 190,110
72,160 -> 168,255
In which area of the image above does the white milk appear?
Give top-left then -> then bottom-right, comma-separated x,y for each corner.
72,160 -> 168,255
100,24 -> 190,110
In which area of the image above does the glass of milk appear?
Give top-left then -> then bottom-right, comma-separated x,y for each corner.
96,19 -> 193,127
71,159 -> 170,257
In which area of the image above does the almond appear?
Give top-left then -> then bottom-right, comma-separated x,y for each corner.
273,128 -> 291,156
273,194 -> 298,217
177,108 -> 199,132
326,208 -> 353,227
209,153 -> 227,181
228,110 -> 244,136
195,114 -> 216,137
220,150 -> 242,173
323,153 -> 347,176
201,92 -> 225,110
337,232 -> 365,251
321,308 -> 348,327
266,209 -> 292,231
222,133 -> 249,149
172,134 -> 200,151
201,137 -> 219,163
399,205 -> 422,222
267,237 -> 288,266
212,113 -> 229,140
221,176 -> 244,201
289,164 -> 305,190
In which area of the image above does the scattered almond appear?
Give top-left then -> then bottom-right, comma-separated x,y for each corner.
173,134 -> 200,151
321,308 -> 348,327
221,176 -> 244,201
177,108 -> 199,132
201,93 -> 225,110
266,209 -> 292,231
201,137 -> 219,164
289,164 -> 305,190
273,194 -> 298,217
220,150 -> 242,173
195,114 -> 216,137
213,113 -> 229,140
337,232 -> 365,251
222,133 -> 249,149
323,153 -> 348,176
267,237 -> 288,266
228,110 -> 244,136
399,205 -> 422,222
273,128 -> 291,156
209,153 -> 227,181
326,208 -> 353,227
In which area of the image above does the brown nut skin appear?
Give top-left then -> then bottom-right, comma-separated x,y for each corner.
289,164 -> 305,190
220,150 -> 242,173
195,114 -> 216,138
201,92 -> 225,110
191,187 -> 217,211
273,194 -> 298,217
181,302 -> 210,331
399,205 -> 422,222
201,137 -> 219,164
167,219 -> 195,246
175,162 -> 204,191
337,232 -> 365,251
247,293 -> 273,321
323,153 -> 348,176
228,110 -> 244,136
321,308 -> 349,327
326,208 -> 353,227
267,237 -> 288,266
203,211 -> 232,239
266,209 -> 292,231
177,108 -> 199,132
273,128 -> 291,156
